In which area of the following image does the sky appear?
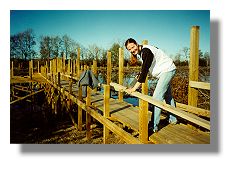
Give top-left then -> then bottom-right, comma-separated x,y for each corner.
10,10 -> 210,58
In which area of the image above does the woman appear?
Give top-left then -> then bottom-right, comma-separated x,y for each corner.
125,38 -> 177,133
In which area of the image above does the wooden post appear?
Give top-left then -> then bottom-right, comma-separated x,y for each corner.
29,60 -> 33,79
139,40 -> 149,143
93,60 -> 97,76
63,54 -> 65,74
142,40 -> 148,45
86,87 -> 92,140
84,65 -> 87,71
77,48 -> 81,78
118,48 -> 124,101
54,59 -> 57,83
31,60 -> 33,76
188,26 -> 200,107
38,61 -> 40,73
11,61 -> 14,77
45,61 -> 48,79
103,85 -> 110,144
81,65 -> 84,72
68,59 -> 71,75
50,60 -> 52,74
107,51 -> 111,85
139,76 -> 149,143
77,86 -> 83,131
73,60 -> 76,77
58,72 -> 61,88
92,60 -> 98,92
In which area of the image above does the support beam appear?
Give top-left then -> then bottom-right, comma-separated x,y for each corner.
189,81 -> 210,90
10,89 -> 45,105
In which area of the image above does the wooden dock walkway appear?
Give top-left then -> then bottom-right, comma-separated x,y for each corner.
11,72 -> 209,144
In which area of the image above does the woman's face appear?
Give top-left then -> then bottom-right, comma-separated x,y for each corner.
126,43 -> 138,56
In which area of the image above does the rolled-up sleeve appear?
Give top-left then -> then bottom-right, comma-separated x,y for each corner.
138,48 -> 154,83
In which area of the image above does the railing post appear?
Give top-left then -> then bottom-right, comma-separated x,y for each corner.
68,59 -> 71,75
188,26 -> 200,107
11,61 -> 14,77
103,85 -> 110,144
86,86 -> 92,140
77,85 -> 83,131
63,54 -> 65,74
58,72 -> 61,88
139,40 -> 149,143
118,48 -> 124,101
107,51 -> 111,85
77,48 -> 81,78
92,60 -> 98,92
38,61 -> 40,73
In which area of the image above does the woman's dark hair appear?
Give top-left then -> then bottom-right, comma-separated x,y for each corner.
125,38 -> 137,49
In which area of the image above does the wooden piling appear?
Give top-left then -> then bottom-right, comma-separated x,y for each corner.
118,48 -> 124,101
139,40 -> 149,143
86,87 -> 92,140
107,51 -> 111,85
68,59 -> 70,75
77,48 -> 81,78
188,26 -> 200,107
11,61 -> 14,77
63,54 -> 65,74
92,60 -> 98,92
77,85 -> 83,131
139,76 -> 149,143
103,85 -> 110,144
38,61 -> 40,73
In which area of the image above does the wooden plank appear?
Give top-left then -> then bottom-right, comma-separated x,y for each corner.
13,86 -> 31,93
110,82 -> 210,130
176,102 -> 210,117
149,124 -> 210,144
189,81 -> 210,90
10,89 -> 44,104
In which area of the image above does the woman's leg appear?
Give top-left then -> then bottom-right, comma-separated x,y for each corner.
152,70 -> 176,131
164,85 -> 177,124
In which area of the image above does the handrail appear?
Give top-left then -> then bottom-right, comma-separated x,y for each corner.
110,82 -> 210,130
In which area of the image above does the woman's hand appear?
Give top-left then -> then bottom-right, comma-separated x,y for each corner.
126,87 -> 136,94
126,81 -> 141,94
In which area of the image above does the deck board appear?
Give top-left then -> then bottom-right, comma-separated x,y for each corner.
149,124 -> 210,144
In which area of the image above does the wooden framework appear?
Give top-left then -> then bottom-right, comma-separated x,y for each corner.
10,30 -> 211,144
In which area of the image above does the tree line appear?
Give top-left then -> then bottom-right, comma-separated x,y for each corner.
10,29 -> 210,67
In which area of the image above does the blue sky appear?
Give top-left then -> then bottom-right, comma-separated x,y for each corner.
10,10 -> 210,57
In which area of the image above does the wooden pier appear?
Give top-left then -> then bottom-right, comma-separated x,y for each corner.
10,26 -> 211,144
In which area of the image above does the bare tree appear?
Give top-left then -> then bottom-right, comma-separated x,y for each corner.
182,47 -> 189,60
10,29 -> 36,60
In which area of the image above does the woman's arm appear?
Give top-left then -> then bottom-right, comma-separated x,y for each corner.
126,81 -> 141,94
